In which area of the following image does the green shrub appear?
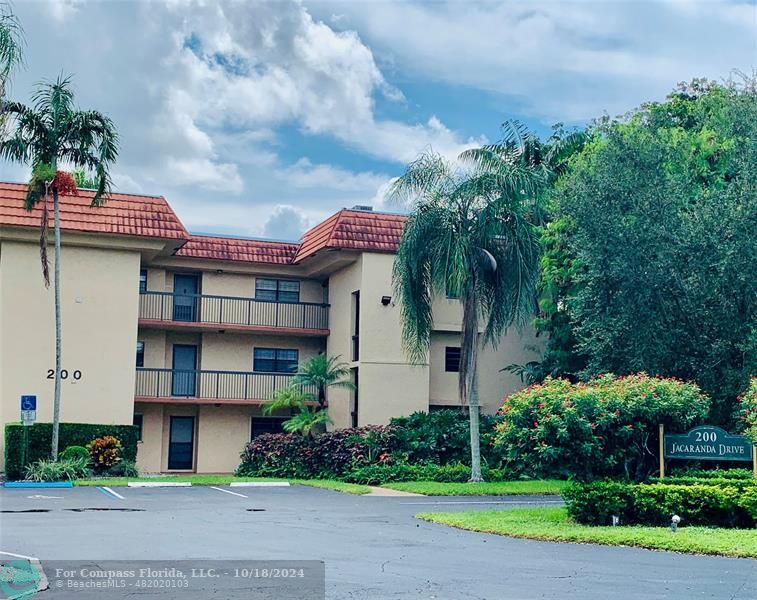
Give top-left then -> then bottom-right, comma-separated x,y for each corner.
237,433 -> 314,478
343,462 -> 513,485
4,422 -> 139,480
649,476 -> 756,490
237,426 -> 398,479
390,410 -> 502,466
104,458 -> 139,478
563,481 -> 755,528
668,467 -> 753,480
495,374 -> 711,481
24,457 -> 90,482
59,446 -> 89,462
735,378 -> 757,442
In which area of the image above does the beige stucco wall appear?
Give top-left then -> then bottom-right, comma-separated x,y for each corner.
428,332 -> 461,405
135,401 -> 267,473
0,240 -> 140,470
199,332 -> 324,372
324,257 -> 362,428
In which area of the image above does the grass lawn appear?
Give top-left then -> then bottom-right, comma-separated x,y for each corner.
75,475 -> 370,495
418,507 -> 757,559
382,479 -> 567,496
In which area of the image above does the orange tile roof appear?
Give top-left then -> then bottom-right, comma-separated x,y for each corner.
0,182 -> 188,240
295,209 -> 406,263
176,235 -> 299,264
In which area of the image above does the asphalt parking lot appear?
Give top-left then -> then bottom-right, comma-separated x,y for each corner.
1,485 -> 755,599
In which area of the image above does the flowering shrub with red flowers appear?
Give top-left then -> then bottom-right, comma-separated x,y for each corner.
237,426 -> 398,479
735,378 -> 757,443
494,374 -> 710,481
86,435 -> 122,472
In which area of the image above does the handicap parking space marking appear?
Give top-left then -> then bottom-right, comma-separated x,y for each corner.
97,486 -> 125,500
209,486 -> 248,498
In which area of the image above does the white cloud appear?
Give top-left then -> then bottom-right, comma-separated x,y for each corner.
314,0 -> 755,121
263,205 -> 310,241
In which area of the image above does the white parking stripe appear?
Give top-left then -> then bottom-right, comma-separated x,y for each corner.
102,486 -> 125,500
127,482 -> 191,487
230,481 -> 289,487
210,486 -> 248,498
0,550 -> 37,560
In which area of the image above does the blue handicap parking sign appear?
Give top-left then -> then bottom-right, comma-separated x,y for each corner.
21,395 -> 37,411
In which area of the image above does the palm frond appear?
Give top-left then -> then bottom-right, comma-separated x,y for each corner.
0,3 -> 24,81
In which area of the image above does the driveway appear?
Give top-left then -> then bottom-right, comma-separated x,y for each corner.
0,485 -> 754,599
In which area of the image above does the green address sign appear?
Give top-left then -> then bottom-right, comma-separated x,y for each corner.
664,426 -> 754,462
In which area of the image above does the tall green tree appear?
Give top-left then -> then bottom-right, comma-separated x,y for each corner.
292,354 -> 354,409
543,77 -> 757,422
0,75 -> 118,459
390,133 -> 544,481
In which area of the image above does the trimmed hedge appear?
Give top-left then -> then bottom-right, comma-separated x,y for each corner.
563,481 -> 756,528
4,422 -> 139,480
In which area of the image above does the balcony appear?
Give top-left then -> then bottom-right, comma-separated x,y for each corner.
138,291 -> 329,335
135,368 -> 315,404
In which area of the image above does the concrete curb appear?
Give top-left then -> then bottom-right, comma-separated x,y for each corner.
126,482 -> 192,488
230,482 -> 290,487
3,481 -> 73,488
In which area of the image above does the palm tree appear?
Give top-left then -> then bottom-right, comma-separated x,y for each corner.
262,385 -> 332,438
389,131 -> 544,481
0,75 -> 118,460
0,1 -> 24,133
292,354 -> 354,409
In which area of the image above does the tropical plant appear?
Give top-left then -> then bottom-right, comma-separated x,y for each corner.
292,354 -> 354,408
86,435 -> 122,472
0,1 -> 23,132
262,385 -> 313,415
389,125 -> 545,481
25,457 -> 90,482
262,384 -> 331,438
282,406 -> 332,438
0,75 -> 118,459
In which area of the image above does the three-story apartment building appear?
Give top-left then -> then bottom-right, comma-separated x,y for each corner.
0,182 -> 540,473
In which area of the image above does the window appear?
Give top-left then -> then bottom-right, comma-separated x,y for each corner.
136,341 -> 145,367
251,417 -> 287,439
445,346 -> 461,372
253,348 -> 299,373
139,269 -> 148,292
255,279 -> 300,303
133,413 -> 143,441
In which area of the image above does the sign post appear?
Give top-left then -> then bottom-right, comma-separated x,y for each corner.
20,395 -> 37,426
663,425 -> 755,477
20,395 -> 37,476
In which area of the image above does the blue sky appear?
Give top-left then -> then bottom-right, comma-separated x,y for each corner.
1,0 -> 755,240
